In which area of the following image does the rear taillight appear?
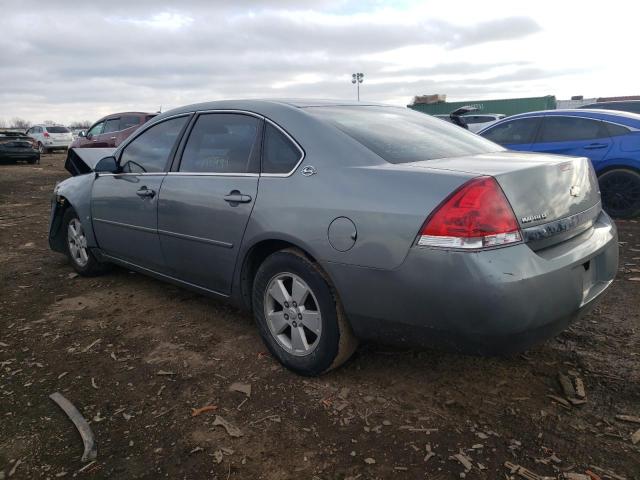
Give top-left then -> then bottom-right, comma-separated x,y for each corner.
417,176 -> 522,249
43,131 -> 50,138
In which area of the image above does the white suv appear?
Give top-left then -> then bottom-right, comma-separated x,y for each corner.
26,125 -> 73,153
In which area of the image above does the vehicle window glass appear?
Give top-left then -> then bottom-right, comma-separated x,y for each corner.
179,114 -> 259,173
605,122 -> 631,137
120,116 -> 188,173
120,116 -> 141,130
308,106 -> 502,163
102,118 -> 120,134
481,118 -> 540,145
46,126 -> 70,133
537,117 -> 607,142
87,122 -> 104,136
262,123 -> 302,174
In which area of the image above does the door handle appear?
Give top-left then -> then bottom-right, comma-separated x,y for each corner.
224,191 -> 252,204
584,143 -> 608,150
136,187 -> 156,198
110,136 -> 116,140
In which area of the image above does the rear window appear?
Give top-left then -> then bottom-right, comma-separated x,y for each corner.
307,106 -> 502,163
46,126 -> 70,133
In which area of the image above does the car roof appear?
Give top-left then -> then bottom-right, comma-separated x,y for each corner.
155,98 -> 389,117
495,109 -> 640,128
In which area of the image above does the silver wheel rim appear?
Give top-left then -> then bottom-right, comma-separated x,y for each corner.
67,218 -> 89,268
264,272 -> 322,356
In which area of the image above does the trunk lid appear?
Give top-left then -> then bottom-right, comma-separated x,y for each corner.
406,151 -> 601,249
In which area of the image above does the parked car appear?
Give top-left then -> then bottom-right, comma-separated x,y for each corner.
71,112 -> 156,149
26,125 -> 73,153
0,131 -> 40,164
49,100 -> 618,375
578,100 -> 640,114
479,109 -> 640,218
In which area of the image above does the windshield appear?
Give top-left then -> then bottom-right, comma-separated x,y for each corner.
46,126 -> 70,133
307,106 -> 503,163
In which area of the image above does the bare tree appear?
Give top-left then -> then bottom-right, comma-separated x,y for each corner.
11,118 -> 31,129
0,118 -> 7,129
68,120 -> 92,129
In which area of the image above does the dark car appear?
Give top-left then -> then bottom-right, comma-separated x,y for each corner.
71,112 -> 156,149
578,100 -> 640,114
0,131 -> 40,164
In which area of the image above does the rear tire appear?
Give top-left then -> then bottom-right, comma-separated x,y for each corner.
252,249 -> 358,376
37,142 -> 46,154
63,208 -> 108,276
599,168 -> 640,219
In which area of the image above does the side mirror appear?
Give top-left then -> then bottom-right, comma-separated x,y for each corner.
94,156 -> 118,174
78,130 -> 86,138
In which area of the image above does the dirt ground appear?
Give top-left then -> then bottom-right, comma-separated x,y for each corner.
0,153 -> 639,480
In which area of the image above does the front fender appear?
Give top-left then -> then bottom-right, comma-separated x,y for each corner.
49,174 -> 96,251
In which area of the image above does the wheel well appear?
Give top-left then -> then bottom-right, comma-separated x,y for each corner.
49,196 -> 72,252
597,164 -> 640,177
240,240 -> 319,311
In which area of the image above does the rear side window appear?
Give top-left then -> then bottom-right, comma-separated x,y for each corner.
537,117 -> 607,142
46,126 -> 70,133
481,118 -> 540,145
120,116 -> 188,173
120,115 -> 141,130
605,122 -> 631,137
103,118 -> 120,134
262,123 -> 302,174
179,113 -> 260,174
308,106 -> 501,163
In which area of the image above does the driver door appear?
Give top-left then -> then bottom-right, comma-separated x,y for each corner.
91,115 -> 190,272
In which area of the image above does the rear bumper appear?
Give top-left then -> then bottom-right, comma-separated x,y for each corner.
325,211 -> 618,354
0,150 -> 40,161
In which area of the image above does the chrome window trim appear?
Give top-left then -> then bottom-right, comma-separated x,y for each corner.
95,172 -> 167,177
166,172 -> 259,177
114,112 -> 194,157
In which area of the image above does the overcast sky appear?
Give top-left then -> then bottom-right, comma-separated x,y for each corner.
0,0 -> 637,125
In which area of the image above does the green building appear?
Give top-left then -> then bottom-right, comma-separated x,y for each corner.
408,95 -> 557,116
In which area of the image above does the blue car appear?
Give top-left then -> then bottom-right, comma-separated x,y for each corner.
479,109 -> 640,218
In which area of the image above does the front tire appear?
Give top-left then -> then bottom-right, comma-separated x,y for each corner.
599,168 -> 640,219
252,249 -> 357,376
63,208 -> 108,276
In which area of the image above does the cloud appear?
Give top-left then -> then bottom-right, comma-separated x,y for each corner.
0,1 -> 550,124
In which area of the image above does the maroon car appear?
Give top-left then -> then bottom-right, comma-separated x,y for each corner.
71,112 -> 156,148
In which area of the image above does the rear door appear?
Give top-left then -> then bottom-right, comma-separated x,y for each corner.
91,115 -> 190,272
532,115 -> 612,165
479,117 -> 541,150
157,112 -> 262,294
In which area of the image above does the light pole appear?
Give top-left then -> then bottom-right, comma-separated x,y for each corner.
351,73 -> 364,101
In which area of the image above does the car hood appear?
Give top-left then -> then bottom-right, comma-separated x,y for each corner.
65,147 -> 116,176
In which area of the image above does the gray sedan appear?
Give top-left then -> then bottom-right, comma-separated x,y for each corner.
49,100 -> 618,375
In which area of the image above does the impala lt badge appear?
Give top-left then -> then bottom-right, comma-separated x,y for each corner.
521,212 -> 548,224
570,185 -> 581,197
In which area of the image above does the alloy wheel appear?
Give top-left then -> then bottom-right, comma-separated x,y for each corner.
263,272 -> 322,356
67,218 -> 89,267
600,171 -> 640,216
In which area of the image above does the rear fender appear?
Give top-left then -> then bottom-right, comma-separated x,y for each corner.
49,174 -> 97,251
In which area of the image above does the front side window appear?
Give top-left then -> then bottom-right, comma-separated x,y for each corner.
87,122 -> 104,136
179,114 -> 260,173
537,117 -> 607,143
262,123 -> 302,174
308,106 -> 502,164
120,116 -> 188,173
481,118 -> 540,145
103,118 -> 121,134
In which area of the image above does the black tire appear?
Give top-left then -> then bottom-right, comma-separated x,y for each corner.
252,249 -> 358,376
599,168 -> 640,219
37,142 -> 46,154
62,208 -> 109,276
